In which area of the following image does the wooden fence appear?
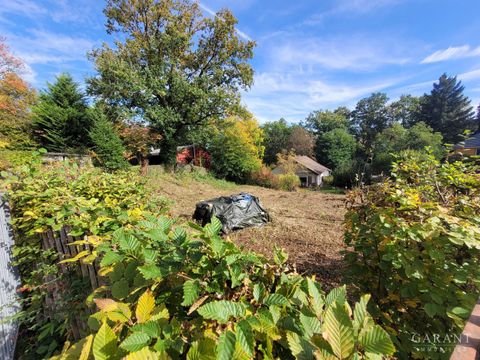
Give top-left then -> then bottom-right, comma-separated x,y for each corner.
40,227 -> 103,340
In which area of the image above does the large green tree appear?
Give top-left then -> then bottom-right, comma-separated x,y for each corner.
33,73 -> 92,152
351,93 -> 390,155
261,118 -> 292,165
303,108 -> 350,135
88,0 -> 255,164
315,127 -> 356,170
419,74 -> 475,143
372,122 -> 443,174
388,94 -> 421,128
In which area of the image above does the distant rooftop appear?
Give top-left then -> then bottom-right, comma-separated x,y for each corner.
295,155 -> 330,174
455,132 -> 480,149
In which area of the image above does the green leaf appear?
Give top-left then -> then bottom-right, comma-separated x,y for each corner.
111,279 -> 129,299
306,278 -> 324,317
100,251 -> 124,267
131,322 -> 161,338
187,338 -> 216,360
286,331 -> 315,360
299,311 -> 322,339
236,320 -> 254,357
182,280 -> 200,306
120,332 -> 151,352
263,293 -> 289,306
197,301 -> 246,324
322,302 -> 354,359
353,294 -> 372,332
124,346 -> 161,360
92,322 -> 117,360
253,283 -> 266,303
325,286 -> 346,308
216,331 -> 236,360
138,264 -> 163,280
359,325 -> 395,355
424,303 -> 440,318
205,216 -> 222,236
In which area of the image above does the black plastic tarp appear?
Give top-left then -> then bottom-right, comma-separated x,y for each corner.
193,193 -> 270,233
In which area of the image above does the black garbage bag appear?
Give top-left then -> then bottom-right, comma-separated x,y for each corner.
193,192 -> 270,233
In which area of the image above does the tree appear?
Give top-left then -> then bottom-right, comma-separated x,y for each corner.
419,74 -> 475,143
88,0 -> 255,165
351,93 -> 390,155
388,94 -> 421,127
261,118 -> 292,165
286,126 -> 315,157
32,74 -> 92,152
89,106 -> 128,171
303,108 -> 350,135
316,128 -> 356,170
0,38 -> 36,149
372,122 -> 443,174
476,103 -> 480,131
209,115 -> 263,182
120,123 -> 162,175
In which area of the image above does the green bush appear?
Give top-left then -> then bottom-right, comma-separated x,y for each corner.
5,156 -> 168,358
0,149 -> 33,171
6,155 -> 396,360
53,217 -> 395,360
344,151 -> 480,358
278,172 -> 301,191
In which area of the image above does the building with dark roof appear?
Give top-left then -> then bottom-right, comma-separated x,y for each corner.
454,132 -> 480,156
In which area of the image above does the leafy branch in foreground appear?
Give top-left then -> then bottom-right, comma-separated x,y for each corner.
53,216 -> 395,359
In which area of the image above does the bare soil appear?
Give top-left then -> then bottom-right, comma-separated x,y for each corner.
149,169 -> 347,290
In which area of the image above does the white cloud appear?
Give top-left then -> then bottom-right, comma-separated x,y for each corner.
244,71 -> 401,122
421,45 -> 480,64
269,35 -> 411,71
304,0 -> 404,26
458,68 -> 480,82
199,2 -> 252,41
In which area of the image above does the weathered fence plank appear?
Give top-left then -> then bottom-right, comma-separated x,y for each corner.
0,194 -> 21,360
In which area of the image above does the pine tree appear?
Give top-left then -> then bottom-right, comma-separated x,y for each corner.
33,73 -> 92,152
419,74 -> 475,143
89,106 -> 128,171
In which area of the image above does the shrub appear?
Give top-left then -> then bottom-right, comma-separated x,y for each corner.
344,151 -> 480,358
5,156 -> 168,358
52,217 -> 395,359
278,172 -> 300,191
322,175 -> 334,186
249,165 -> 279,189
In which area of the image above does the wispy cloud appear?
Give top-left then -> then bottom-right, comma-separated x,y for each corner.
244,71 -> 402,122
304,0 -> 405,26
269,35 -> 412,71
199,2 -> 252,41
421,45 -> 480,64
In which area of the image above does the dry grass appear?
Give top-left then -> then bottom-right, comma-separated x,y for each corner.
147,166 -> 347,290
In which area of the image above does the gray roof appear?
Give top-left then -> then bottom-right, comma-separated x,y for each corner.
295,156 -> 330,174
455,132 -> 480,149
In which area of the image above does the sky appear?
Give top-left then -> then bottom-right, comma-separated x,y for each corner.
2,0 -> 480,123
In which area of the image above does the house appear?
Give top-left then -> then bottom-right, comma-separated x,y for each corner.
272,155 -> 331,187
454,132 -> 480,156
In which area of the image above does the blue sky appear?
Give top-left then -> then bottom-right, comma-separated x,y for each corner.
2,0 -> 480,123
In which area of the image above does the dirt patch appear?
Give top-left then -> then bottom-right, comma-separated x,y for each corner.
148,168 -> 347,290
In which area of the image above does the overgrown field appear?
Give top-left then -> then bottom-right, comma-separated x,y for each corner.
147,167 -> 346,290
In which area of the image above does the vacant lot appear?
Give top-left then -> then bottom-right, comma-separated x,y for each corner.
148,168 -> 347,289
